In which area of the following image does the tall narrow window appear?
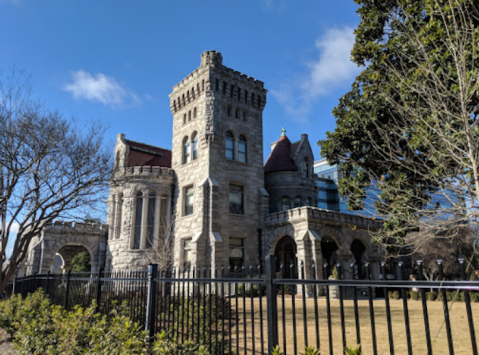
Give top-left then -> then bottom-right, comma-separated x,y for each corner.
192,132 -> 198,160
146,192 -> 156,248
303,158 -> 309,178
184,239 -> 192,268
192,87 -> 195,100
238,135 -> 247,162
229,238 -> 244,269
115,194 -> 123,239
185,186 -> 194,215
245,90 -> 248,104
281,196 -> 290,211
235,109 -> 239,119
294,197 -> 301,208
187,91 -> 190,102
243,112 -> 247,121
197,83 -> 200,95
306,197 -> 312,206
173,100 -> 177,112
183,136 -> 190,164
133,192 -> 143,249
258,96 -> 261,107
237,87 -> 241,100
202,80 -> 205,91
226,131 -> 235,160
215,79 -> 219,91
231,85 -> 235,98
188,110 -> 191,121
193,107 -> 197,118
183,114 -> 186,124
223,82 -> 227,95
227,106 -> 232,117
229,184 -> 244,214
252,93 -> 255,106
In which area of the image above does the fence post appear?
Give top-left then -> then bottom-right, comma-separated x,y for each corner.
145,264 -> 158,342
12,277 -> 16,295
266,255 -> 278,355
45,271 -> 51,297
95,267 -> 103,313
64,269 -> 71,309
33,272 -> 37,293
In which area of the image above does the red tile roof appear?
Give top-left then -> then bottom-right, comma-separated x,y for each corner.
125,139 -> 172,168
264,135 -> 297,173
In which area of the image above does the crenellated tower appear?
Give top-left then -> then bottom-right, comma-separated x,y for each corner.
170,51 -> 268,270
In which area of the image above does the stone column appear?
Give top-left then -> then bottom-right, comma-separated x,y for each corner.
153,196 -> 162,243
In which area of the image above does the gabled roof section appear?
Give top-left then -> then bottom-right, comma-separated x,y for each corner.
125,139 -> 172,168
264,134 -> 297,173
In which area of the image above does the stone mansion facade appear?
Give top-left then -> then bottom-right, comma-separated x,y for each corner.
21,51 -> 381,280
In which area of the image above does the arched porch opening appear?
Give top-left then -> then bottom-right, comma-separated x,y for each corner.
57,244 -> 92,273
321,237 -> 339,274
351,239 -> 367,279
274,236 -> 297,278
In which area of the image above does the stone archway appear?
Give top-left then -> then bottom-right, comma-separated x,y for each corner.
24,221 -> 107,274
274,236 -> 297,278
57,244 -> 91,273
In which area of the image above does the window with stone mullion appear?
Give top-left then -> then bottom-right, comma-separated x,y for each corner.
146,192 -> 156,248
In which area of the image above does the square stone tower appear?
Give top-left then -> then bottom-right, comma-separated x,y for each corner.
170,51 -> 268,270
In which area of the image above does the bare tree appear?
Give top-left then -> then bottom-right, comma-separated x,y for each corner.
144,213 -> 175,270
407,225 -> 479,281
0,69 -> 112,293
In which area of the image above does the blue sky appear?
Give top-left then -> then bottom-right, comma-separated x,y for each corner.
0,0 -> 362,161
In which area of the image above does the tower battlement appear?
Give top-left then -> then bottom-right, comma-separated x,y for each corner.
201,50 -> 223,67
116,166 -> 174,179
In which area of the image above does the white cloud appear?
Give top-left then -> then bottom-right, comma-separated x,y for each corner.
272,27 -> 360,123
64,70 -> 140,107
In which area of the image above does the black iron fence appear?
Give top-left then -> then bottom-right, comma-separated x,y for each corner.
5,255 -> 479,355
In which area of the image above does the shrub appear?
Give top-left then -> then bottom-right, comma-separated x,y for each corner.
344,344 -> 362,355
426,292 -> 437,301
409,291 -> 419,300
471,292 -> 479,302
388,291 -> 400,299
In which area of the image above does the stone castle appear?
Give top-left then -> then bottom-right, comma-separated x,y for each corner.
21,51 -> 381,279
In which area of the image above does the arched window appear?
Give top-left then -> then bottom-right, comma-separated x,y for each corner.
193,107 -> 197,118
303,157 -> 309,178
192,87 -> 195,100
281,196 -> 290,211
146,192 -> 156,248
183,136 -> 190,164
133,192 -> 143,249
238,135 -> 247,162
192,132 -> 198,160
226,131 -> 235,160
294,196 -> 301,208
